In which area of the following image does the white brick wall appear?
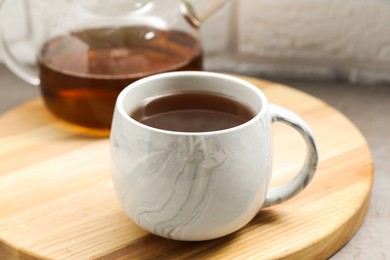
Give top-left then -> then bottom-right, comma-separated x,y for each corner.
239,0 -> 390,62
2,0 -> 390,84
202,0 -> 390,84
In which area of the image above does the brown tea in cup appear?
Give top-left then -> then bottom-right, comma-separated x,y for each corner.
130,92 -> 255,132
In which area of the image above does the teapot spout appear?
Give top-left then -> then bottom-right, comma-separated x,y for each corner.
181,0 -> 232,28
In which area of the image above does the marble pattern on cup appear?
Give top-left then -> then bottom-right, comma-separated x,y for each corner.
110,71 -> 318,241
111,111 -> 271,240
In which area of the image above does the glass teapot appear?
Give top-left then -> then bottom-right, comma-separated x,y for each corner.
0,0 -> 231,132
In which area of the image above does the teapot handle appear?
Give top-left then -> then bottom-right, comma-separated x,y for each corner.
181,0 -> 232,28
0,0 -> 40,86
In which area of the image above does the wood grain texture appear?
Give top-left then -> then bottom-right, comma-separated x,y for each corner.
0,76 -> 373,259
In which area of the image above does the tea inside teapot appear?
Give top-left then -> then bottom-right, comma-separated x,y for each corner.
0,0 -> 232,133
39,25 -> 202,129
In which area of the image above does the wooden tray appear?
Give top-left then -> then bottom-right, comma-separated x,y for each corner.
0,76 -> 373,259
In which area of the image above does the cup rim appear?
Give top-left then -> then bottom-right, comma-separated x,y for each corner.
115,71 -> 269,136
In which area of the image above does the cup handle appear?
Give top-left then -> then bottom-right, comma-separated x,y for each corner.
263,104 -> 319,207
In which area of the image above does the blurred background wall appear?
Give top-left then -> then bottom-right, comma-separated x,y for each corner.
203,0 -> 390,84
1,0 -> 390,84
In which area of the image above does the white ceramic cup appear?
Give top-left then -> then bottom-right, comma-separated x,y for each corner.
110,71 -> 318,241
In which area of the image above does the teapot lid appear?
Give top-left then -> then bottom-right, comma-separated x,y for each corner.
74,0 -> 151,16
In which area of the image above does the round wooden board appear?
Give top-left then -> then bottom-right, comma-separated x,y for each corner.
0,76 -> 373,260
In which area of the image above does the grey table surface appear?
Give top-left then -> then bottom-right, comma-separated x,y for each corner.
0,65 -> 389,259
